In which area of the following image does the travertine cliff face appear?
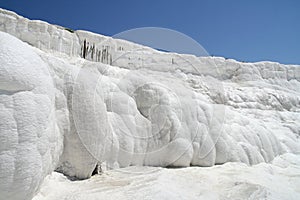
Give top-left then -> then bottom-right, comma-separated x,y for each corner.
0,8 -> 299,200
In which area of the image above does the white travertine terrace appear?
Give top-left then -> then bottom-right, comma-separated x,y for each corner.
0,8 -> 299,200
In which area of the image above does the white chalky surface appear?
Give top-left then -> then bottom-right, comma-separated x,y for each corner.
0,8 -> 299,200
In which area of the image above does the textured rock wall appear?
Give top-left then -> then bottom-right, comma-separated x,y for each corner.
0,8 -> 300,200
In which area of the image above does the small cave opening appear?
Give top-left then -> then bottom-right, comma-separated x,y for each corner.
92,164 -> 103,176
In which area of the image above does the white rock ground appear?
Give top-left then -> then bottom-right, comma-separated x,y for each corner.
0,8 -> 300,200
33,153 -> 300,200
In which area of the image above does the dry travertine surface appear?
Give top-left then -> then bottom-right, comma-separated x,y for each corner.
0,8 -> 299,200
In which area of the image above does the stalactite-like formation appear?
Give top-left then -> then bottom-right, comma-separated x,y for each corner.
80,40 -> 113,64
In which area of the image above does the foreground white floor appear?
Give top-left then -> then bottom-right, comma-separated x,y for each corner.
33,153 -> 300,200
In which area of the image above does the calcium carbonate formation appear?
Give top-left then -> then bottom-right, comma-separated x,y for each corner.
0,8 -> 299,200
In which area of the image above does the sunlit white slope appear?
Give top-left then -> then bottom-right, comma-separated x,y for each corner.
33,153 -> 300,200
0,32 -> 63,200
0,8 -> 300,200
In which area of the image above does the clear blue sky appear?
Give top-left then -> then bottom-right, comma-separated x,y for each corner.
1,0 -> 299,64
